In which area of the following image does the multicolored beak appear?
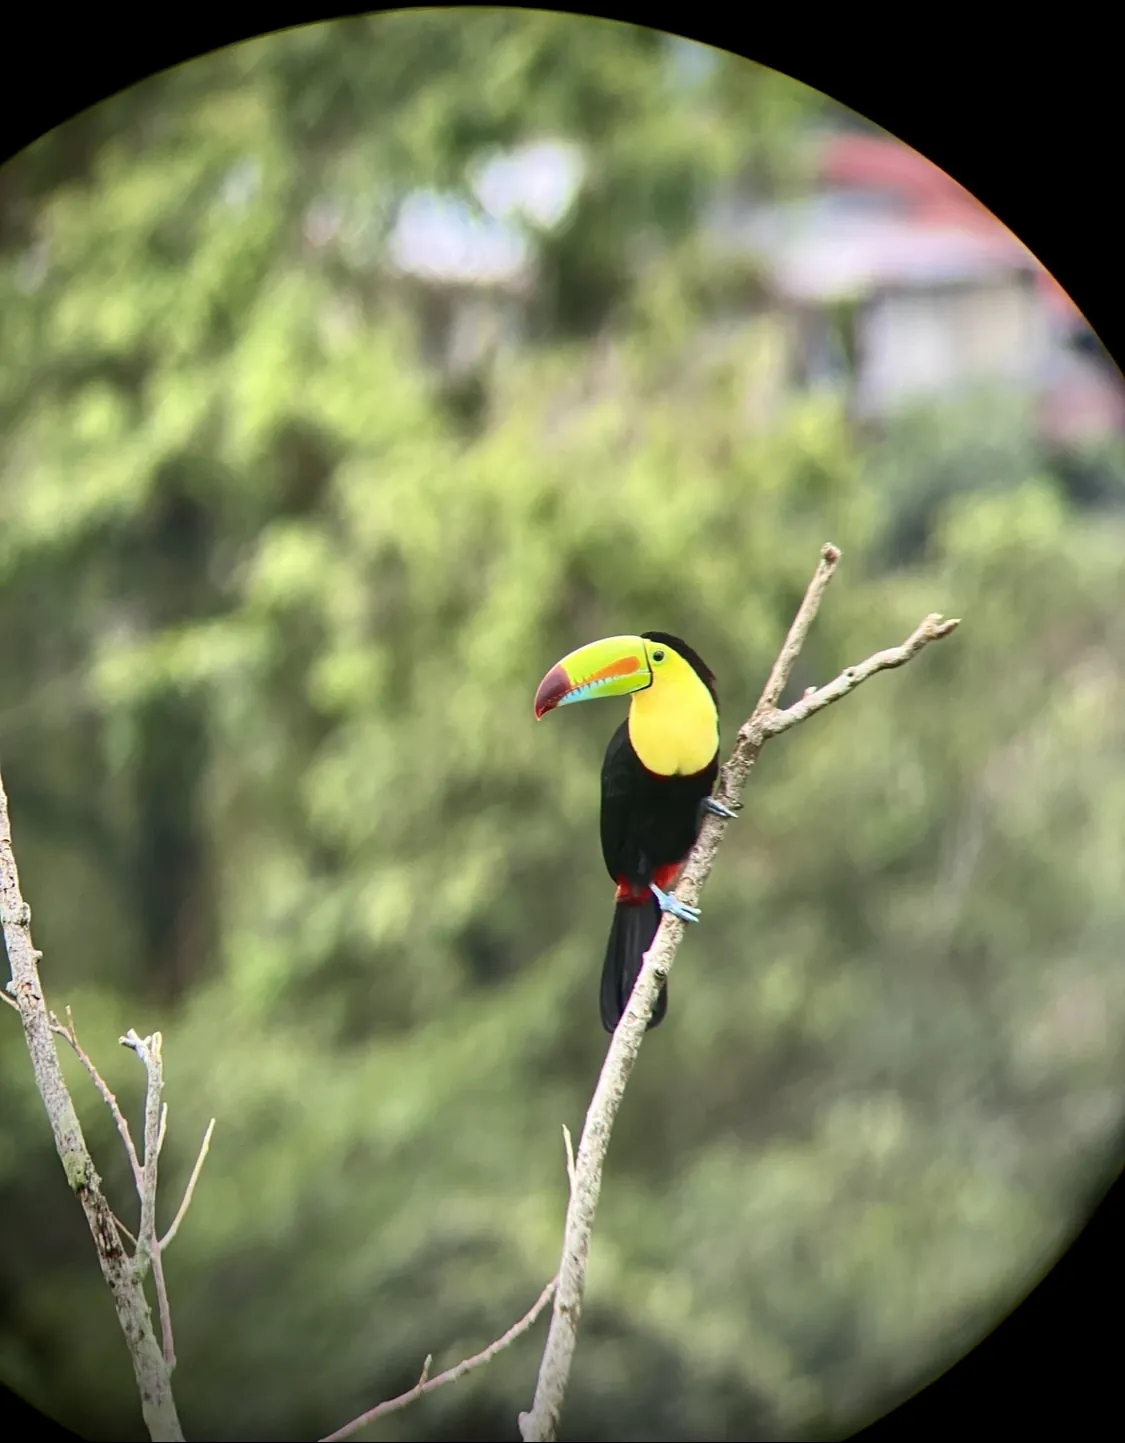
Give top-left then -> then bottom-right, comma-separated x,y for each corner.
534,635 -> 653,719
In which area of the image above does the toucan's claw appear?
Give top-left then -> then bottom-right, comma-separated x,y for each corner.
702,796 -> 741,821
651,883 -> 701,924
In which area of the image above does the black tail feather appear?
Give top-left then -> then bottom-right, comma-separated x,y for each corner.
600,896 -> 667,1033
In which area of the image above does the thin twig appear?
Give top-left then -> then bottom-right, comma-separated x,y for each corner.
756,541 -> 841,711
518,544 -> 961,1442
151,1246 -> 177,1371
113,1211 -> 139,1248
561,1125 -> 576,1193
160,1117 -> 216,1251
54,1006 -> 144,1189
320,1276 -> 560,1443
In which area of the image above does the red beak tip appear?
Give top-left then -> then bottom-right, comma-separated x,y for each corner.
533,664 -> 570,720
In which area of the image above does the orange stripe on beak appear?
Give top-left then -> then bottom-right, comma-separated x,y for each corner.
589,656 -> 642,683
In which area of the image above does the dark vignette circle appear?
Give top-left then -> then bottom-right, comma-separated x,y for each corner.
0,10 -> 1121,1442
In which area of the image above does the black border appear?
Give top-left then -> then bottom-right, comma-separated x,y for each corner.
1,10 -> 1121,1440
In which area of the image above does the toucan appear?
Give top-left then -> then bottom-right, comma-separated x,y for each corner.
534,631 -> 737,1032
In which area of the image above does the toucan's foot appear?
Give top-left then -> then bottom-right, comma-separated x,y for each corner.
651,882 -> 701,924
702,796 -> 741,821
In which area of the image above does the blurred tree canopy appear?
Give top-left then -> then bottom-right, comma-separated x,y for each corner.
1,12 -> 1124,1442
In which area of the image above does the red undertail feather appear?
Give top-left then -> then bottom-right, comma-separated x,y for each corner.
614,862 -> 684,904
602,861 -> 686,1032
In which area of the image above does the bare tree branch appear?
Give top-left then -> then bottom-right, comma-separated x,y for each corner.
759,611 -> 961,738
1,768 -> 185,1442
322,1125 -> 576,1441
3,985 -> 215,1374
117,1027 -> 182,1371
518,543 -> 961,1442
120,1029 -> 165,1282
320,1276 -> 560,1443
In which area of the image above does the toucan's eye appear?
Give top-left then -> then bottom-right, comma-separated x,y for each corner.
652,649 -> 665,663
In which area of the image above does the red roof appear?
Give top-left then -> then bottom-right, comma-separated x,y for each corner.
819,133 -> 1083,327
821,133 -> 986,222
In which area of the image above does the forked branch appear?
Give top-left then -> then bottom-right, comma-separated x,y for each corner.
518,543 -> 961,1442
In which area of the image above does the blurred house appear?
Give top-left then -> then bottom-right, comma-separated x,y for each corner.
383,189 -> 534,377
709,132 -> 1125,444
382,128 -> 1124,445
383,143 -> 580,378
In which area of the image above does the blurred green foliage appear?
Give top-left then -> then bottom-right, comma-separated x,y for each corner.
1,13 -> 1124,1442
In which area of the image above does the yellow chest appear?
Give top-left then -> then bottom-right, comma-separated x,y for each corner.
628,680 -> 718,777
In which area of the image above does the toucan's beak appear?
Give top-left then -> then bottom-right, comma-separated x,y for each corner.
534,635 -> 653,719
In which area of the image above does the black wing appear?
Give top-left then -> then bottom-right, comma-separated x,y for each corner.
599,719 -> 645,883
